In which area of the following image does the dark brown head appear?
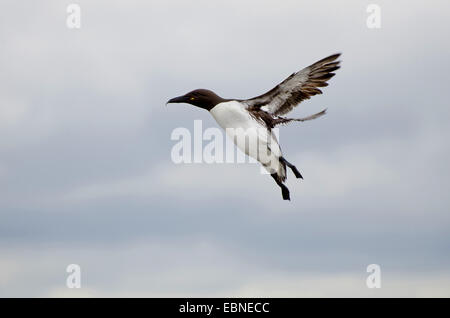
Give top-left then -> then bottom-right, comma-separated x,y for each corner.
167,89 -> 227,111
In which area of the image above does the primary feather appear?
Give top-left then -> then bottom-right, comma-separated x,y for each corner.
243,53 -> 341,116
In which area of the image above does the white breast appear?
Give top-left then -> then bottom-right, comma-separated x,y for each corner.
210,101 -> 255,130
210,101 -> 283,173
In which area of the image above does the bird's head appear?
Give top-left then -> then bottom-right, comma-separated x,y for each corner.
166,89 -> 226,111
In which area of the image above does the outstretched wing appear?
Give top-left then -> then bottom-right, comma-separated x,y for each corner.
242,54 -> 341,116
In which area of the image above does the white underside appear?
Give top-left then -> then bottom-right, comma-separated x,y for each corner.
210,101 -> 283,176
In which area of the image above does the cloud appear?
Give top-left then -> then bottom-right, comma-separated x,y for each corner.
1,241 -> 449,297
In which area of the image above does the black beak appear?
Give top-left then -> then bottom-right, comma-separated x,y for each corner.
166,95 -> 186,105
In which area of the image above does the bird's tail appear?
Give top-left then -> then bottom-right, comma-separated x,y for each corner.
262,155 -> 286,182
270,162 -> 290,201
277,159 -> 287,182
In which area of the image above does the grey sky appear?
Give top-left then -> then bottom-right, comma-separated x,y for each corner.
1,0 -> 450,297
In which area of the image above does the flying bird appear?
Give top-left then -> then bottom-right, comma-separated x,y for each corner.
167,53 -> 341,200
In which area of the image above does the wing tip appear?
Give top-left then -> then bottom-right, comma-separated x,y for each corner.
314,53 -> 342,68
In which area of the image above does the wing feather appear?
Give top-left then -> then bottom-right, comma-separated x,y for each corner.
243,54 -> 341,116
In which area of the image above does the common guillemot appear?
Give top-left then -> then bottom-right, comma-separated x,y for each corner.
167,53 -> 341,200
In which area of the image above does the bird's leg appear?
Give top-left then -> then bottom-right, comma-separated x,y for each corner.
280,157 -> 303,179
271,173 -> 290,201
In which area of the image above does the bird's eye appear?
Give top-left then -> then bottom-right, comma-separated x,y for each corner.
190,97 -> 195,101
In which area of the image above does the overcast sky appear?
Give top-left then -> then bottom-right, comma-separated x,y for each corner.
1,0 -> 450,297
